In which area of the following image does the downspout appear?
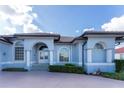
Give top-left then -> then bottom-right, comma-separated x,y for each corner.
82,41 -> 87,67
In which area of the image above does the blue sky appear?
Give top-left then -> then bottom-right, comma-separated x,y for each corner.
1,5 -> 124,36
31,5 -> 124,36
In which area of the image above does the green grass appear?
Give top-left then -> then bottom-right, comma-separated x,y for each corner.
101,72 -> 124,80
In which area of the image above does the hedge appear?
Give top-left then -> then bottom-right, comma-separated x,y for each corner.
101,72 -> 124,80
49,64 -> 84,74
115,60 -> 124,72
2,68 -> 28,72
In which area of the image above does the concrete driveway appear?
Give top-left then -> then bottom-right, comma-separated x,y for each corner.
0,71 -> 124,88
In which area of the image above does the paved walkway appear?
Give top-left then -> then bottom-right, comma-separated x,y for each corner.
0,71 -> 124,88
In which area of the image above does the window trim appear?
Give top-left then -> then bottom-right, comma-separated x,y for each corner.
14,41 -> 24,61
58,47 -> 70,63
94,43 -> 104,49
15,46 -> 24,61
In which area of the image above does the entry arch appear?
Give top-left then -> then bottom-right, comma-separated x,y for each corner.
92,41 -> 106,63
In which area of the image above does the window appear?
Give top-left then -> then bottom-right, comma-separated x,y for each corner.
15,47 -> 24,60
59,48 -> 69,62
15,41 -> 24,60
94,43 -> 104,49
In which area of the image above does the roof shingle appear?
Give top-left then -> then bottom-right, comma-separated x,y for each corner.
116,47 -> 124,53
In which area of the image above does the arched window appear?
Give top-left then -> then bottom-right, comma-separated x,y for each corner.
93,42 -> 106,63
15,41 -> 24,60
59,48 -> 69,62
39,46 -> 48,50
94,43 -> 104,49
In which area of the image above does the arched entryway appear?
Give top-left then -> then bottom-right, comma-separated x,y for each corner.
92,42 -> 106,63
32,42 -> 49,64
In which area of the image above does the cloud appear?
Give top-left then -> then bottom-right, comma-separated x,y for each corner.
4,26 -> 16,35
0,11 -> 9,20
83,27 -> 95,32
101,15 -> 124,31
0,5 -> 42,35
24,24 -> 43,33
75,30 -> 80,33
9,5 -> 32,14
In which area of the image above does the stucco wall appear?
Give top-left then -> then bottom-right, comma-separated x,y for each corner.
87,37 -> 115,63
85,63 -> 115,73
83,43 -> 87,63
84,37 -> 115,73
0,36 -> 116,73
71,44 -> 79,63
87,37 -> 115,49
24,38 -> 54,62
24,38 -> 54,50
0,42 -> 12,62
115,53 -> 124,60
54,43 -> 73,64
54,41 -> 85,66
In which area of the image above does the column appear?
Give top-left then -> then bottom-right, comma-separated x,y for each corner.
78,43 -> 82,66
87,49 -> 92,63
50,50 -> 54,65
26,50 -> 31,70
106,49 -> 112,63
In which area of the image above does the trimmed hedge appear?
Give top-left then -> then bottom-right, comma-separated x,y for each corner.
64,63 -> 75,67
2,68 -> 28,72
49,64 -> 84,74
115,60 -> 124,72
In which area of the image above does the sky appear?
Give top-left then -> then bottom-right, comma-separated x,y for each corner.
1,5 -> 124,36
32,5 -> 124,36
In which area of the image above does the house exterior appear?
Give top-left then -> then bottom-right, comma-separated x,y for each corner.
115,47 -> 124,60
0,31 -> 124,73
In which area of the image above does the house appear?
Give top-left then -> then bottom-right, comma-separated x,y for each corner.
0,31 -> 124,74
115,47 -> 124,60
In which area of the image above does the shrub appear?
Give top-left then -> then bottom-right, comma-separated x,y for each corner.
64,63 -> 75,67
101,72 -> 115,78
115,60 -> 124,72
2,68 -> 28,72
101,72 -> 124,80
49,64 -> 84,74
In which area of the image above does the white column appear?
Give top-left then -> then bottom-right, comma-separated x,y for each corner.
26,50 -> 30,68
87,49 -> 92,63
50,50 -> 54,65
78,43 -> 82,66
107,49 -> 112,63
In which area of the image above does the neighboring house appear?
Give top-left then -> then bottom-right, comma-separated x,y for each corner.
0,31 -> 124,73
115,47 -> 124,60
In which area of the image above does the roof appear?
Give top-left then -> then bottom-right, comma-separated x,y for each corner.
1,31 -> 124,44
0,37 -> 13,44
13,32 -> 60,40
77,31 -> 124,40
56,36 -> 75,43
116,47 -> 124,53
14,32 -> 60,36
82,31 -> 124,35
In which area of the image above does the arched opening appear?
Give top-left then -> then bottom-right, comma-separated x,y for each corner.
59,47 -> 70,62
92,42 -> 106,63
32,42 -> 49,64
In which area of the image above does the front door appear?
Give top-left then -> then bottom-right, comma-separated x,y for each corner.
39,51 -> 49,63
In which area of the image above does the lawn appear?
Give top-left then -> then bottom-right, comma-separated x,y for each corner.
101,72 -> 124,80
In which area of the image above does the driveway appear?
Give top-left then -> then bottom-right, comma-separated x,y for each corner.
0,71 -> 124,88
